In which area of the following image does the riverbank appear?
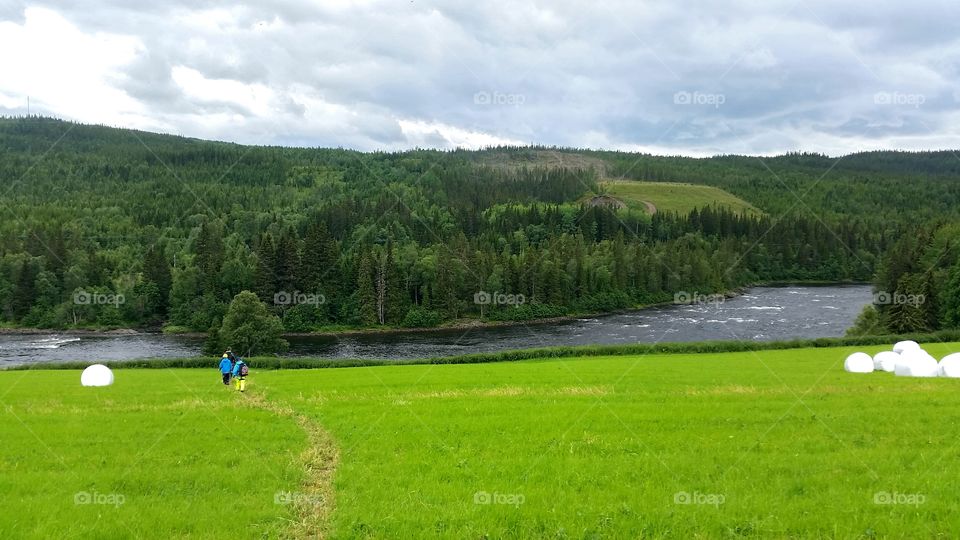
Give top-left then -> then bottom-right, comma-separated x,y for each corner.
8,328 -> 958,371
0,284 -> 875,367
0,327 -> 142,336
0,281 -> 870,339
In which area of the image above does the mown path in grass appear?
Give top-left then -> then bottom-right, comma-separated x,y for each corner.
243,392 -> 340,538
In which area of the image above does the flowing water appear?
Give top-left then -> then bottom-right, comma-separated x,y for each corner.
0,285 -> 871,367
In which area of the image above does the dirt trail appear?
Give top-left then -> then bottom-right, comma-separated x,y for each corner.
642,200 -> 657,214
244,392 -> 339,539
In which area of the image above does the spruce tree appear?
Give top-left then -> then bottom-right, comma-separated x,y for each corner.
301,220 -> 335,293
274,227 -> 300,297
385,241 -> 406,324
254,234 -> 277,303
356,250 -> 378,325
12,260 -> 38,320
194,221 -> 225,297
143,245 -> 172,315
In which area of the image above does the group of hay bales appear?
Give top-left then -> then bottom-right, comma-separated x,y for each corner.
844,341 -> 960,378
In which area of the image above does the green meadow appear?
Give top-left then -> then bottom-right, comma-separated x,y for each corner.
3,343 -> 960,538
600,180 -> 762,216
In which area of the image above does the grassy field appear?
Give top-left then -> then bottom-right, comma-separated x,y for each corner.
0,370 -> 312,539
599,180 -> 762,216
3,343 -> 960,538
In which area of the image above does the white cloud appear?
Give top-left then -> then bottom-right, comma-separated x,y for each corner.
1,0 -> 959,155
398,119 -> 525,149
0,7 -> 142,124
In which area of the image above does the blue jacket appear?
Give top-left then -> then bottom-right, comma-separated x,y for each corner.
231,360 -> 246,377
218,357 -> 233,374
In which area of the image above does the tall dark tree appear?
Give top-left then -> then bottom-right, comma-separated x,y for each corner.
194,221 -> 225,297
384,242 -> 407,324
300,220 -> 337,294
274,227 -> 301,296
143,245 -> 172,315
356,250 -> 377,325
12,260 -> 38,320
254,234 -> 277,303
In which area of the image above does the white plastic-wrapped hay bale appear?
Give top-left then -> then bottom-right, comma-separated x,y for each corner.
894,349 -> 939,377
893,340 -> 921,354
844,352 -> 874,373
873,351 -> 900,373
80,364 -> 114,387
939,353 -> 960,378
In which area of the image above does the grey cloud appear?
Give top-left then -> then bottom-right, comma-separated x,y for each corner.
276,94 -> 305,117
6,0 -> 960,154
115,51 -> 182,106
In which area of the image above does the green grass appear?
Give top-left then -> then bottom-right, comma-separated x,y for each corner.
0,371 -> 307,539
4,343 -> 960,537
160,325 -> 195,334
600,180 -> 762,216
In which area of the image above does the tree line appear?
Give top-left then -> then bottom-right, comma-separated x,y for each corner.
848,223 -> 960,336
1,117 -> 940,333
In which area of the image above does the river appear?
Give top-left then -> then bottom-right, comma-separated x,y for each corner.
0,285 -> 871,367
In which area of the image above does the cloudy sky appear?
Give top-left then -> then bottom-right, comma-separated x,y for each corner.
1,0 -> 958,155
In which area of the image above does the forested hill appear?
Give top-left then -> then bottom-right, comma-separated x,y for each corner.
1,116 -> 957,332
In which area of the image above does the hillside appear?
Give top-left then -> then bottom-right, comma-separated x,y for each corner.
1,117 -> 958,333
595,180 -> 762,216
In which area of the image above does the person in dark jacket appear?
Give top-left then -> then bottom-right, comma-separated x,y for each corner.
218,352 -> 233,385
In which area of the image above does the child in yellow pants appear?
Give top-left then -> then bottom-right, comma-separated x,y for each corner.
231,359 -> 248,392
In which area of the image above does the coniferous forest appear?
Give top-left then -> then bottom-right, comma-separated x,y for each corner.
2,116 -> 959,334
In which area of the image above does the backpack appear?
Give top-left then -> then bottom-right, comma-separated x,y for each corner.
239,363 -> 249,377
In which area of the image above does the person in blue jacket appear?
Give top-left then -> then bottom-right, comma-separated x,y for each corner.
218,352 -> 233,386
231,356 -> 248,392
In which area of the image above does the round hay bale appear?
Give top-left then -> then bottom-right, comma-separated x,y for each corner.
873,351 -> 900,372
80,364 -> 114,387
939,353 -> 960,378
844,352 -> 874,373
893,340 -> 920,354
894,349 -> 939,377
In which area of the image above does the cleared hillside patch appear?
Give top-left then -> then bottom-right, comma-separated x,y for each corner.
601,180 -> 762,216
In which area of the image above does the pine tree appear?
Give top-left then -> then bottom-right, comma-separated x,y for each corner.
943,261 -> 960,328
194,221 -> 225,296
356,250 -> 378,325
46,227 -> 67,281
254,234 -> 277,303
143,245 -> 172,315
884,273 -> 931,333
433,256 -> 458,319
274,227 -> 300,296
301,220 -> 336,293
12,260 -> 38,320
612,232 -> 627,289
385,241 -> 406,324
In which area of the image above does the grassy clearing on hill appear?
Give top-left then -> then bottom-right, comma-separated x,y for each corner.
600,180 -> 762,216
3,343 -> 960,538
